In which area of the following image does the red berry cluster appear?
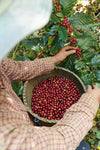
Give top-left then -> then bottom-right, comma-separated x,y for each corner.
58,16 -> 75,36
59,16 -> 70,28
32,77 -> 80,120
70,37 -> 77,45
75,48 -> 81,55
70,38 -> 82,55
53,0 -> 59,6
68,27 -> 73,35
53,1 -> 61,12
37,52 -> 44,59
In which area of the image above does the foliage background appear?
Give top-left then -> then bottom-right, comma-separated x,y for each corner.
8,0 -> 100,149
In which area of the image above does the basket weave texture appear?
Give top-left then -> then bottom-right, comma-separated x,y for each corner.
23,67 -> 86,124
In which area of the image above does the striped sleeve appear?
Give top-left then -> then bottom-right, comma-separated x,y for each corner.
1,57 -> 54,81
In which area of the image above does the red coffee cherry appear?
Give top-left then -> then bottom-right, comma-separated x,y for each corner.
58,5 -> 61,8
48,45 -> 51,49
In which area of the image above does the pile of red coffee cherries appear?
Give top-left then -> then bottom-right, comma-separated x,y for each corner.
32,77 -> 80,120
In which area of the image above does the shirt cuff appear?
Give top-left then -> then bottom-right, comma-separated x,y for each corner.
75,93 -> 99,117
37,57 -> 55,74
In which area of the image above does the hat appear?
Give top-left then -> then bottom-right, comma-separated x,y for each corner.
0,0 -> 52,61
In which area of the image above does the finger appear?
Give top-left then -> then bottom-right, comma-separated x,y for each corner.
87,85 -> 92,92
93,85 -> 98,89
62,46 -> 76,51
65,50 -> 76,56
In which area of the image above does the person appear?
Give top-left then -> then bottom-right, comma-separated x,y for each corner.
0,0 -> 100,150
0,46 -> 100,150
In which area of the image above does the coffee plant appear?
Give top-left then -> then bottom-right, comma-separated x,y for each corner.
8,0 -> 100,149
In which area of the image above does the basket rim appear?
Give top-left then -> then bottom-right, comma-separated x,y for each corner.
23,67 -> 86,123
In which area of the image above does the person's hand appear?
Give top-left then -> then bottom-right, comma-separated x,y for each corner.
86,85 -> 100,104
52,46 -> 76,64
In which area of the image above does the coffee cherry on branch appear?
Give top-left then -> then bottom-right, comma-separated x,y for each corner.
70,37 -> 77,45
54,0 -> 61,13
68,27 -> 73,35
75,48 -> 81,55
56,8 -> 61,12
41,51 -> 44,56
32,77 -> 80,120
53,1 -> 59,6
58,9 -> 61,12
55,1 -> 59,6
58,5 -> 61,8
48,45 -> 51,49
77,29 -> 81,32
58,16 -> 71,28
53,1 -> 56,5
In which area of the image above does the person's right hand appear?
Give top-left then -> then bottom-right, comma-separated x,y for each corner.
86,85 -> 100,104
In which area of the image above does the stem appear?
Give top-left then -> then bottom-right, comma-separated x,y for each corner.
12,44 -> 19,59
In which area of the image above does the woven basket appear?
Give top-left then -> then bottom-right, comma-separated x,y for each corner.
23,67 -> 86,125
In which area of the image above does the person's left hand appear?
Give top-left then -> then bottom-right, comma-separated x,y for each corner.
52,46 -> 76,64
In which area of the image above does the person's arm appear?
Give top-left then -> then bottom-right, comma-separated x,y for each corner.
1,46 -> 76,81
4,86 -> 100,150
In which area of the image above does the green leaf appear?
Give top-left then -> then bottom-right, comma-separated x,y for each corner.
48,38 -> 52,45
42,35 -> 48,46
81,74 -> 93,86
50,36 -> 64,54
77,31 -> 98,50
50,14 -> 60,23
60,0 -> 77,16
88,138 -> 95,144
22,38 -> 40,49
56,12 -> 64,18
50,25 -> 59,32
93,70 -> 100,81
83,51 -> 95,61
8,50 -> 14,58
90,55 -> 100,67
86,23 -> 100,28
65,55 -> 75,71
75,61 -> 85,70
95,83 -> 100,88
96,132 -> 100,139
69,12 -> 93,25
73,23 -> 100,31
46,25 -> 59,37
11,81 -> 23,96
73,24 -> 90,31
58,26 -> 68,42
98,141 -> 100,147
